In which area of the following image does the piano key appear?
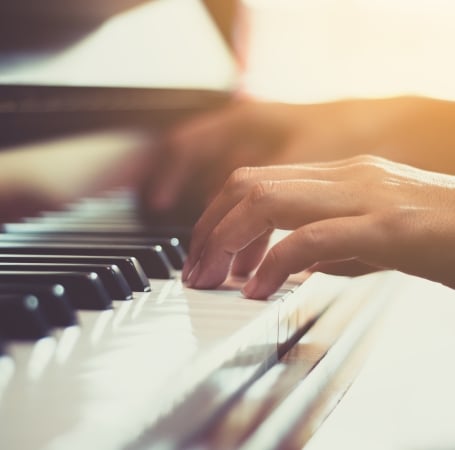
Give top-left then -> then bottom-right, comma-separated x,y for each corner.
0,254 -> 150,292
0,272 -> 111,310
0,263 -> 132,301
0,243 -> 172,278
0,294 -> 50,340
0,235 -> 186,269
2,223 -> 192,250
0,283 -> 76,328
188,276 -> 381,449
0,262 -> 385,450
0,187 -> 399,450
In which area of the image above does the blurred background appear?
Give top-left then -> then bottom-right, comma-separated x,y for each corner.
1,3 -> 455,448
1,0 -> 455,220
236,0 -> 455,102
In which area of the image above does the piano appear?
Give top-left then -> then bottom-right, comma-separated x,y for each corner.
0,183 -> 401,450
2,2 -> 453,449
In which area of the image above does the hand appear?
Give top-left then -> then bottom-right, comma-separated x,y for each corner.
183,155 -> 455,299
146,99 -> 361,212
146,96 -> 455,215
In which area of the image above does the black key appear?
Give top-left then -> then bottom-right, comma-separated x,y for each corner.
0,263 -> 132,300
0,255 -> 150,292
0,243 -> 171,278
0,294 -> 50,340
144,238 -> 185,269
0,283 -> 76,327
0,235 -> 186,269
0,272 -> 111,310
2,224 -> 192,250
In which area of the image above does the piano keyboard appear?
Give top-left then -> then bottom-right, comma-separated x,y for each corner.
0,190 -> 399,450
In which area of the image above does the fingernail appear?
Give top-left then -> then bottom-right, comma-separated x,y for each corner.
182,261 -> 191,282
185,260 -> 201,287
182,257 -> 197,282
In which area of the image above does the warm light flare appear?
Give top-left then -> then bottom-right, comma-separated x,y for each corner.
238,0 -> 455,102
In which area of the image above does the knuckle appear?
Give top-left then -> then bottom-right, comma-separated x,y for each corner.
248,181 -> 275,204
263,241 -> 293,277
361,154 -> 375,163
355,156 -> 388,180
230,166 -> 253,184
373,206 -> 416,234
225,166 -> 254,193
351,154 -> 379,165
348,154 -> 385,172
209,223 -> 223,243
208,223 -> 236,255
267,244 -> 282,267
337,155 -> 389,185
299,224 -> 326,250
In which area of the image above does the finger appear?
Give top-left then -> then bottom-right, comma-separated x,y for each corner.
182,167 -> 271,279
242,215 -> 386,299
309,260 -> 379,277
181,174 -> 292,281
183,165 -> 358,279
186,179 -> 365,289
297,154 -> 390,169
231,230 -> 272,277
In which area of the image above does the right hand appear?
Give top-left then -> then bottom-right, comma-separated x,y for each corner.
183,155 -> 455,299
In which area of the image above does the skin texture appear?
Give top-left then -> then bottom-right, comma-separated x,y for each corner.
182,156 -> 455,299
147,96 -> 455,213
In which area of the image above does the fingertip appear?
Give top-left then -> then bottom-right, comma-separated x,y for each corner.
241,277 -> 257,298
189,252 -> 233,290
182,257 -> 195,282
181,266 -> 189,283
249,256 -> 290,299
184,260 -> 201,287
242,276 -> 269,300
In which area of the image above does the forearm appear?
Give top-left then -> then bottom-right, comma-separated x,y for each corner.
341,96 -> 455,174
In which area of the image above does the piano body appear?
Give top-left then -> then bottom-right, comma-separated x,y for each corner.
0,184 -> 401,450
1,1 -> 455,450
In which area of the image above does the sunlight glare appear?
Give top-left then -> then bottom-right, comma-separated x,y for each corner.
239,0 -> 455,102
